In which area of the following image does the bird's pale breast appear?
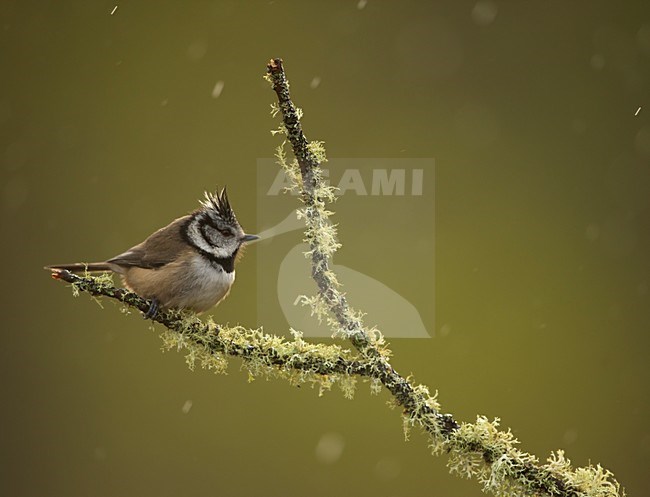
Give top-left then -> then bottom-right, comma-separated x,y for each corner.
123,251 -> 235,313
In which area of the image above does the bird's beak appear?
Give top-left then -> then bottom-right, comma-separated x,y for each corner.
241,234 -> 260,243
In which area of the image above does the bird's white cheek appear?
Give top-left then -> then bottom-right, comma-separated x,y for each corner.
210,245 -> 232,258
187,221 -> 213,254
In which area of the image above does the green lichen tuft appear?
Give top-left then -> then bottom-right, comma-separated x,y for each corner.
270,123 -> 288,136
275,142 -> 301,193
306,140 -> 327,164
298,294 -> 329,324
68,270 -> 114,298
571,465 -> 623,497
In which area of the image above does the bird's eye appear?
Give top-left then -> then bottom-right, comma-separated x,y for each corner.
219,229 -> 233,237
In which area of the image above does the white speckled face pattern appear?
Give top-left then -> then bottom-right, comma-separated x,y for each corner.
185,187 -> 248,270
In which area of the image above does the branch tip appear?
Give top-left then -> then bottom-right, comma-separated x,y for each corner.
267,58 -> 283,74
49,268 -> 71,281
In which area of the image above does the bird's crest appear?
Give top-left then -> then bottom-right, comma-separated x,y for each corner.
201,187 -> 237,225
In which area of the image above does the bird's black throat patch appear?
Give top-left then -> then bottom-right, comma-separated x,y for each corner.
182,215 -> 238,273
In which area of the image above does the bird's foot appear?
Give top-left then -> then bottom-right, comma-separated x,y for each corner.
144,298 -> 159,320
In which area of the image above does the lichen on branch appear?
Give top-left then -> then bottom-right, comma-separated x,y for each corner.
264,58 -> 623,497
50,269 -> 373,397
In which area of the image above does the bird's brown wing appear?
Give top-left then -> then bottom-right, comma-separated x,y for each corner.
107,215 -> 192,269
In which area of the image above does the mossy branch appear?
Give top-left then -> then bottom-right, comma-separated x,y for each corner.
266,57 -> 457,433
47,59 -> 624,497
264,58 -> 623,497
50,269 -> 373,394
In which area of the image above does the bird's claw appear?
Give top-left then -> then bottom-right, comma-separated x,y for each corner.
144,298 -> 159,319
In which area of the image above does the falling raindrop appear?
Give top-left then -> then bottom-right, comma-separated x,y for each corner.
94,447 -> 107,461
590,54 -> 605,70
375,457 -> 401,480
563,429 -> 578,445
635,126 -> 650,159
315,432 -> 345,464
636,24 -> 650,54
211,80 -> 225,98
585,223 -> 600,242
187,41 -> 207,61
471,1 -> 498,26
439,323 -> 451,337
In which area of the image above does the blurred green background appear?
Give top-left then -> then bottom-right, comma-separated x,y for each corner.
2,1 -> 649,496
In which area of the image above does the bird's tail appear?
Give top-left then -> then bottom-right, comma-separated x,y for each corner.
44,262 -> 113,273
